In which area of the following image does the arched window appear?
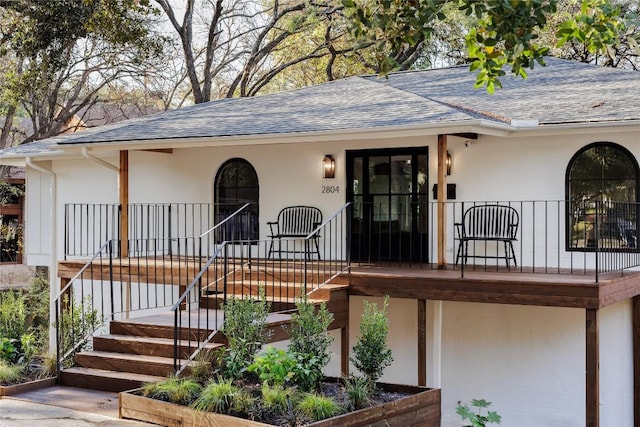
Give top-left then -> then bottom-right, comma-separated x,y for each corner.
214,158 -> 259,241
566,142 -> 638,250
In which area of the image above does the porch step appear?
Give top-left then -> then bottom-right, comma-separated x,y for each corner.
93,334 -> 224,359
75,350 -> 187,377
110,320 -> 215,341
59,366 -> 165,392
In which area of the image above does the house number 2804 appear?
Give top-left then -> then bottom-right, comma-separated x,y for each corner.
322,185 -> 339,194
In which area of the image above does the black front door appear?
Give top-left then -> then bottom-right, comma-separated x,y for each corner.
347,148 -> 429,263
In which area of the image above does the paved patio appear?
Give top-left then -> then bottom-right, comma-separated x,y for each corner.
0,385 -> 157,426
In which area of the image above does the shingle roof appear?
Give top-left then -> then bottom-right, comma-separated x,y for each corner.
1,57 -> 638,159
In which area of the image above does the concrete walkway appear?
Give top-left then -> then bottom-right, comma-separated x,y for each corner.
0,386 -> 157,426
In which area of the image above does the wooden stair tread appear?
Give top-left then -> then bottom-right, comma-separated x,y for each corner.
61,366 -> 165,383
76,350 -> 184,365
214,293 -> 327,304
98,334 -> 222,346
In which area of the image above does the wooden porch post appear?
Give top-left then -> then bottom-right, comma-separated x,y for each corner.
418,299 -> 427,386
341,326 -> 349,377
437,135 -> 447,269
586,308 -> 599,427
120,151 -> 129,258
633,296 -> 640,427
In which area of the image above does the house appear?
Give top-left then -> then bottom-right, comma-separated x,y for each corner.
0,57 -> 638,427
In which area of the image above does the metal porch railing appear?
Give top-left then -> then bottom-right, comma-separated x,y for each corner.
171,202 -> 352,374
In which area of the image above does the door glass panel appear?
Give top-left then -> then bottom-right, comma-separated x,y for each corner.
352,157 -> 363,196
348,148 -> 429,262
369,156 -> 389,194
390,155 -> 412,195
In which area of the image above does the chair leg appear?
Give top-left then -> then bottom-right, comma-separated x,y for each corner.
313,237 -> 321,261
509,241 -> 517,267
455,240 -> 463,265
503,241 -> 510,269
463,241 -> 470,265
268,239 -> 275,259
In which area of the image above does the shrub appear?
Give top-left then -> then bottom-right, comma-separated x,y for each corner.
143,377 -> 202,405
0,337 -> 18,363
288,297 -> 334,392
350,296 -> 393,386
56,295 -> 102,367
0,360 -> 24,385
25,276 -> 49,350
343,375 -> 372,411
0,290 -> 27,339
247,346 -> 297,386
189,348 -> 218,384
220,293 -> 270,380
456,399 -> 502,427
192,378 -> 244,414
297,393 -> 341,422
260,383 -> 297,417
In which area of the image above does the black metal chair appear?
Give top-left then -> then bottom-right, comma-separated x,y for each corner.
455,204 -> 519,268
267,206 -> 323,260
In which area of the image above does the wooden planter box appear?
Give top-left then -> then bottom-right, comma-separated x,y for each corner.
0,377 -> 57,397
120,383 -> 441,427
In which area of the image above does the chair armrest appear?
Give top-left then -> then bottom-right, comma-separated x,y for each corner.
310,222 -> 322,237
454,222 -> 464,239
267,221 -> 279,237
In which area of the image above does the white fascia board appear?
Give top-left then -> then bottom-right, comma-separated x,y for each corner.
510,120 -> 640,137
56,120 -> 515,153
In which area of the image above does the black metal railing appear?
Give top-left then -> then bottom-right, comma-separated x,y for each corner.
64,203 -> 255,258
350,199 -> 639,280
171,202 -> 352,373
54,236 -> 205,370
445,200 -> 639,281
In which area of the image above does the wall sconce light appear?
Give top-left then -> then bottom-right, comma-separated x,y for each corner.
446,151 -> 452,176
323,154 -> 335,178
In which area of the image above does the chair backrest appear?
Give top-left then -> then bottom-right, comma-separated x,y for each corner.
462,204 -> 519,239
278,206 -> 323,235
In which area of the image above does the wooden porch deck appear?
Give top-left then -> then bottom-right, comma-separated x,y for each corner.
58,257 -> 640,310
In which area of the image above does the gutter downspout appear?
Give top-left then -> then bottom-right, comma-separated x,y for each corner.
25,157 -> 57,354
81,147 -> 119,172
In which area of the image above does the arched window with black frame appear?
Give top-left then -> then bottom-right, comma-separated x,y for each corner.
566,142 -> 639,251
214,158 -> 259,242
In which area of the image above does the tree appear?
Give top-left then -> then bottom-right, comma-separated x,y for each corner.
342,0 -> 638,92
152,0 -> 428,103
0,0 -> 165,147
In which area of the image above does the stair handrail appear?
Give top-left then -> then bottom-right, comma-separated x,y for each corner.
199,202 -> 250,239
171,241 -> 229,373
305,202 -> 352,241
54,239 -> 114,373
302,202 -> 352,291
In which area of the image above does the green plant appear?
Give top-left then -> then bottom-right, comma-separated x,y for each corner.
0,289 -> 27,339
297,393 -> 341,422
350,296 -> 393,386
288,297 -> 334,392
248,346 -> 297,386
343,375 -> 372,411
0,360 -> 24,384
220,293 -> 270,380
0,338 -> 18,364
189,348 -> 218,384
142,377 -> 202,405
192,378 -> 242,414
56,295 -> 102,367
25,276 -> 50,350
261,383 -> 297,417
456,399 -> 502,427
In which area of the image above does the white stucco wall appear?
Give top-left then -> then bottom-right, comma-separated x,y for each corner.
23,128 -> 638,266
343,297 -> 634,427
25,164 -> 53,266
600,299 -> 633,427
